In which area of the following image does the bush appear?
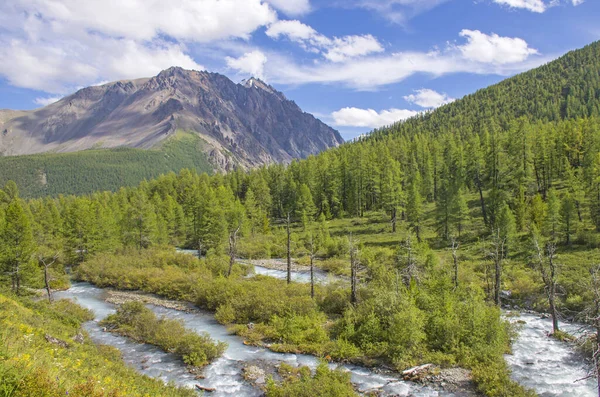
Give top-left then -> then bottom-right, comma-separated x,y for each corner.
265,361 -> 358,397
101,301 -> 226,367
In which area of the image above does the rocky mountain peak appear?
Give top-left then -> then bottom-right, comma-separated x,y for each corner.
241,77 -> 286,100
0,67 -> 344,170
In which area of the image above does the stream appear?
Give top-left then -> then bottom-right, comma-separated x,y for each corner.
504,312 -> 597,396
55,283 -> 447,396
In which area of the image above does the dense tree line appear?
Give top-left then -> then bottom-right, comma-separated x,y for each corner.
1,116 -> 600,291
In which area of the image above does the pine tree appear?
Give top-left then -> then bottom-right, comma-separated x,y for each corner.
561,192 -> 578,245
406,172 -> 423,242
122,192 -> 158,250
451,188 -> 470,239
296,184 -> 317,229
545,189 -> 561,241
497,203 -> 516,257
1,199 -> 36,293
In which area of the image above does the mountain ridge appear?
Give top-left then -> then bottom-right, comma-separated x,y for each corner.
0,67 -> 343,171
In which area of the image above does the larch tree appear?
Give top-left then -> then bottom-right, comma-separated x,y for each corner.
1,199 -> 36,294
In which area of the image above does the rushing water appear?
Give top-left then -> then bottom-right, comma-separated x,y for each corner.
505,312 -> 597,396
55,283 -> 447,396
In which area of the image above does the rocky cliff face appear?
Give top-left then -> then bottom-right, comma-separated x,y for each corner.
0,67 -> 343,170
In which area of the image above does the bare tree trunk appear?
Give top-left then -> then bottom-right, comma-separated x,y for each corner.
547,243 -> 559,334
451,239 -> 459,289
476,176 -> 488,226
15,262 -> 21,295
39,254 -> 59,303
491,229 -> 505,307
589,266 -> 600,396
286,212 -> 292,284
227,226 -> 240,277
391,207 -> 397,233
310,253 -> 315,299
349,235 -> 358,305
44,263 -> 52,302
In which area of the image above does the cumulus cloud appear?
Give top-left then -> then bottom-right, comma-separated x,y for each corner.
0,36 -> 203,93
266,20 -> 383,62
331,107 -> 418,128
9,0 -> 277,42
265,0 -> 311,16
457,30 -> 538,64
0,0 -> 276,93
571,0 -> 584,5
492,0 -> 547,12
226,51 -> 268,79
404,89 -> 454,108
33,96 -> 63,107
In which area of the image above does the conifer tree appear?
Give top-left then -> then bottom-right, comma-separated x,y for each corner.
1,198 -> 36,294
561,192 -> 578,245
407,172 -> 423,242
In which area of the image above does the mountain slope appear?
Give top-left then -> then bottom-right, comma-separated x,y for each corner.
0,67 -> 343,170
376,40 -> 600,138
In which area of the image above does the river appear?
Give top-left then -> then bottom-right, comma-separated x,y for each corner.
56,251 -> 599,396
55,283 -> 448,396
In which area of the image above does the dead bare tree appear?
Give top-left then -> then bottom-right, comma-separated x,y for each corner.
349,234 -> 359,304
488,229 -> 506,306
39,253 -> 59,303
589,266 -> 600,396
576,266 -> 600,396
227,225 -> 241,277
307,233 -> 317,299
533,235 -> 560,334
451,238 -> 459,290
286,212 -> 292,284
400,235 -> 420,288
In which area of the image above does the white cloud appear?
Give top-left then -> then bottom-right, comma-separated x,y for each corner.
265,0 -> 311,16
457,30 -> 538,64
0,36 -> 203,93
493,0 -> 583,12
226,51 -> 268,79
0,0 -> 275,93
332,107 -> 418,128
492,0 -> 547,12
324,35 -> 384,63
404,89 -> 454,108
266,20 -> 321,42
9,0 -> 277,42
33,96 -> 63,107
266,20 -> 383,62
352,0 -> 451,24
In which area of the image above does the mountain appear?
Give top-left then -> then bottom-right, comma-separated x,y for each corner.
0,67 -> 343,171
374,41 -> 600,139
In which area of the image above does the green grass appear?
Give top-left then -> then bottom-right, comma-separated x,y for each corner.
0,291 -> 196,397
0,131 -> 214,198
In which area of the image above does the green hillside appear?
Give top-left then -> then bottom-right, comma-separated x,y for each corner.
0,132 -> 214,197
373,40 -> 600,138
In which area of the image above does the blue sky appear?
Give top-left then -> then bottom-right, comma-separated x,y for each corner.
0,0 -> 598,140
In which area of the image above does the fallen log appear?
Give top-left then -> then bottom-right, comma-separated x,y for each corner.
402,363 -> 433,380
196,384 -> 216,392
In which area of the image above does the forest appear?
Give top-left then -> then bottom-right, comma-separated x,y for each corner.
2,41 -> 600,396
